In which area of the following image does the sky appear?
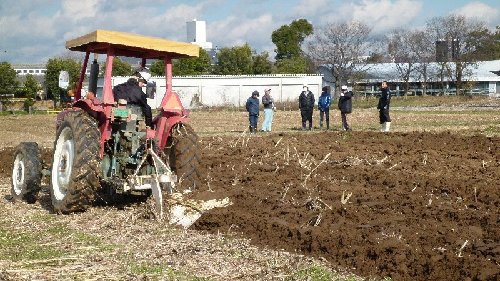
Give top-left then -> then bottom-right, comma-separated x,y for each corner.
0,0 -> 499,65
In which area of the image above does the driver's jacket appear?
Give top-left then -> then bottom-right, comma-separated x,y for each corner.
113,78 -> 152,126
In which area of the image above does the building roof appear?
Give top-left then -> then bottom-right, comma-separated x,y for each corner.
12,64 -> 46,69
360,60 -> 500,83
475,60 -> 500,80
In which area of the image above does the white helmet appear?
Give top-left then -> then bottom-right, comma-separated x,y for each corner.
341,85 -> 348,90
134,67 -> 151,83
138,71 -> 151,82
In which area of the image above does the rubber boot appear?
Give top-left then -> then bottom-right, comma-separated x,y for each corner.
320,121 -> 323,128
380,122 -> 386,132
385,122 -> 391,132
326,120 -> 329,130
302,122 -> 306,130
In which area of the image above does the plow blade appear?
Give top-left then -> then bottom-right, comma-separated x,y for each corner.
147,147 -> 229,228
150,180 -> 230,228
167,193 -> 231,228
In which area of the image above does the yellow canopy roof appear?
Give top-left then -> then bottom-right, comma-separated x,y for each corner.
65,29 -> 199,59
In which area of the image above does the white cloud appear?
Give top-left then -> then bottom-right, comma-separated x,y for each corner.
452,1 -> 500,28
61,0 -> 99,22
209,14 -> 274,50
290,0 -> 330,18
0,0 -> 212,63
3,0 -> 496,64
152,3 -> 204,39
338,0 -> 423,33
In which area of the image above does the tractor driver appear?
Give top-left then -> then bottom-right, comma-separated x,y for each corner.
113,69 -> 153,127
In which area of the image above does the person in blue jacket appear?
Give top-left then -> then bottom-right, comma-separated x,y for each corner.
246,90 -> 260,133
318,86 -> 331,129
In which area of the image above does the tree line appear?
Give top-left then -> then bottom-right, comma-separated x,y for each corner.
306,14 -> 499,94
0,13 -> 498,105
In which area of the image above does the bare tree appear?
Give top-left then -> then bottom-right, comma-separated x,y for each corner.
387,29 -> 443,96
426,14 -> 488,95
305,21 -> 372,95
409,30 -> 438,95
386,29 -> 419,95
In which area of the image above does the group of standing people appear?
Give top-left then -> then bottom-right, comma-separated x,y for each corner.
299,84 -> 353,131
245,88 -> 275,133
246,81 -> 391,133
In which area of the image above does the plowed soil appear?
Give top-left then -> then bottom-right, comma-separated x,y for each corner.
0,107 -> 499,280
190,131 -> 500,280
2,130 -> 498,280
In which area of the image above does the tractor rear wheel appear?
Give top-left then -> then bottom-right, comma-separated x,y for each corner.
166,123 -> 201,192
11,142 -> 42,203
50,111 -> 101,213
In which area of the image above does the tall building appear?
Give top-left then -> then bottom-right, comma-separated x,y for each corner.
186,19 -> 213,49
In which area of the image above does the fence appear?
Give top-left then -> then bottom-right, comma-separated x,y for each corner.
104,74 -> 324,108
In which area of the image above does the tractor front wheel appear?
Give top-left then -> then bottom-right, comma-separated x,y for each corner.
11,142 -> 42,203
50,111 -> 101,213
166,123 -> 201,192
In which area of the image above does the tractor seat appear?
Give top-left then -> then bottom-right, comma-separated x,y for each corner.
127,104 -> 145,120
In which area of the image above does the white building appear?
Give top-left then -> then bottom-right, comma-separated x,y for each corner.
13,64 -> 46,75
186,19 -> 213,49
319,60 -> 500,97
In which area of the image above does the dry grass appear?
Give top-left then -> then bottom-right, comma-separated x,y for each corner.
188,96 -> 500,137
0,178 -> 363,281
0,96 -> 498,149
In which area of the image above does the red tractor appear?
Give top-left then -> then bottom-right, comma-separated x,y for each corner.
11,30 -> 209,222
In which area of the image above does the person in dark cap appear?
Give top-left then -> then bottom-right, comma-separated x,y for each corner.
377,81 -> 392,132
246,90 -> 260,133
338,85 -> 353,131
318,86 -> 331,129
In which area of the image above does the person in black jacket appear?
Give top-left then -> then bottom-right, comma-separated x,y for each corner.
299,85 -> 315,130
113,69 -> 152,127
338,85 -> 353,131
246,90 -> 260,133
377,81 -> 391,132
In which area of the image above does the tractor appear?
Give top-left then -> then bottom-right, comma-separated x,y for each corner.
11,30 -> 224,226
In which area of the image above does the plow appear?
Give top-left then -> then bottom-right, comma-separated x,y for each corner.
11,30 -> 229,227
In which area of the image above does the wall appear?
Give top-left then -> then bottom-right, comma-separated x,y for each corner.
107,74 -> 323,108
